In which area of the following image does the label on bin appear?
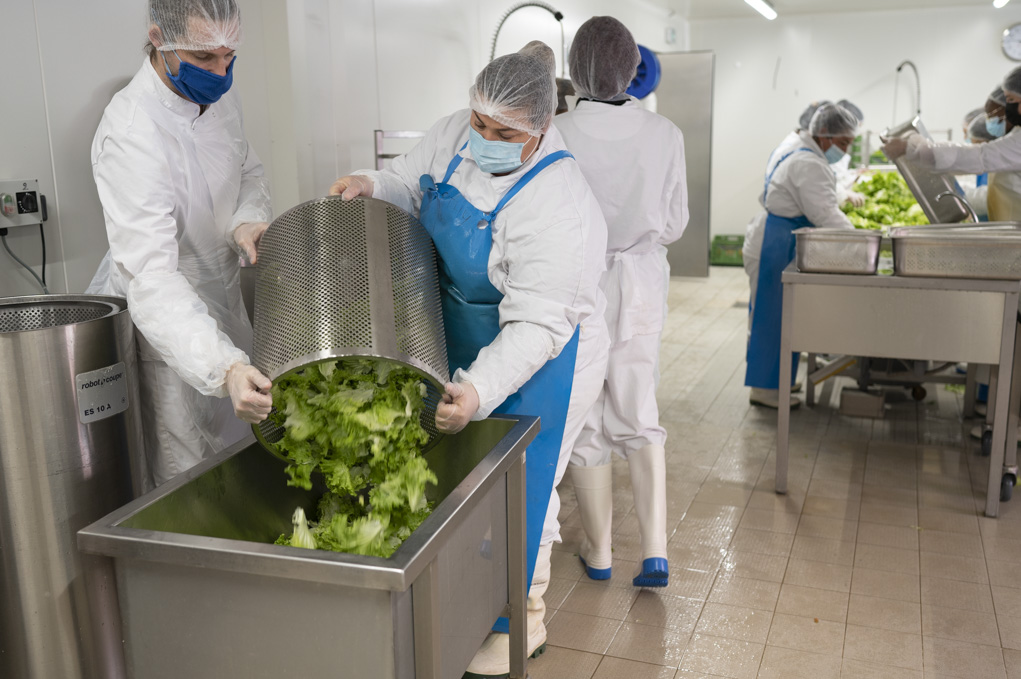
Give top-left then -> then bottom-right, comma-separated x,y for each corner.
75,362 -> 129,424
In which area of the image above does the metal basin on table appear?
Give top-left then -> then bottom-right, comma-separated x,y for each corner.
78,416 -> 537,679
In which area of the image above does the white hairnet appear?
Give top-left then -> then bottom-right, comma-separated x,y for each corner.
809,103 -> 858,138
568,16 -> 641,101
1005,67 -> 1021,98
150,0 -> 242,52
968,112 -> 996,142
469,42 -> 557,137
798,100 -> 831,131
990,86 -> 1007,106
837,99 -> 864,124
963,107 -> 985,128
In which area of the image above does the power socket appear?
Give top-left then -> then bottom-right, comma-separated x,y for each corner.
0,179 -> 44,229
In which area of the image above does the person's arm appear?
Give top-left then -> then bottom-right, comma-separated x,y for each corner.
892,132 -> 1021,175
660,128 -> 689,245
787,158 -> 855,230
226,123 -> 273,263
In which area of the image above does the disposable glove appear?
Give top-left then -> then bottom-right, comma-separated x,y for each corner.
233,221 -> 270,264
328,175 -> 375,200
226,362 -> 273,423
880,137 -> 908,160
435,381 -> 480,434
845,191 -> 866,208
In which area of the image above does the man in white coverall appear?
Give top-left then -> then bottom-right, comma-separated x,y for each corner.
745,104 -> 859,409
86,0 -> 273,490
329,41 -> 609,678
554,16 -> 687,589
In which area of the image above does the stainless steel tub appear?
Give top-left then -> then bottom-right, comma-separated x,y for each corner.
794,227 -> 882,275
78,416 -> 537,679
891,222 -> 1021,279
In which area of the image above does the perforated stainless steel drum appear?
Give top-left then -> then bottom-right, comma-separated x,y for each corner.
252,196 -> 448,449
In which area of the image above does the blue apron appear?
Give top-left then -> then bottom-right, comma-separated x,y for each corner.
746,148 -> 815,389
419,142 -> 579,634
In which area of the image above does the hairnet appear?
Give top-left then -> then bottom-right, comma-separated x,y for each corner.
568,16 -> 641,101
963,107 -> 985,128
469,42 -> 557,137
150,0 -> 242,52
990,86 -> 1007,106
968,113 -> 996,142
1005,66 -> 1021,98
837,99 -> 864,124
798,100 -> 831,131
809,103 -> 858,138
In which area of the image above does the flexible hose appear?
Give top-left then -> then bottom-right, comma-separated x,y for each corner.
489,2 -> 565,77
1,230 -> 49,294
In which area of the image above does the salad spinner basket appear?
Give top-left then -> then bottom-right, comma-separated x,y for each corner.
250,196 -> 448,451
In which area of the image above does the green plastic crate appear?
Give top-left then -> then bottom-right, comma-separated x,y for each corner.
711,235 -> 744,266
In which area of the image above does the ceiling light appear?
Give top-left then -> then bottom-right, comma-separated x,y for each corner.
744,0 -> 778,20
995,0 -> 1011,8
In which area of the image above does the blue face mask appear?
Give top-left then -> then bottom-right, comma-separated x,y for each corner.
468,127 -> 530,174
823,143 -> 846,165
987,116 -> 1006,138
161,50 -> 235,105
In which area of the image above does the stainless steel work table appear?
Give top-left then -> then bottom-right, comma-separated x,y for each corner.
776,263 -> 1021,517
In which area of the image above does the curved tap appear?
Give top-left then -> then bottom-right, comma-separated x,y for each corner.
935,190 -> 979,223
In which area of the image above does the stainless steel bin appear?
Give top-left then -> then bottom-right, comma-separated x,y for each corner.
78,416 -> 537,679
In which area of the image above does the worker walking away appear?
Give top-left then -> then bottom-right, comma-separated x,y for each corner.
555,16 -> 688,588
328,41 -> 609,678
746,103 -> 859,409
86,0 -> 273,491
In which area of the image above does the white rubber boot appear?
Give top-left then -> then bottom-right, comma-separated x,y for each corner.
628,444 -> 669,587
569,463 -> 613,580
462,543 -> 551,678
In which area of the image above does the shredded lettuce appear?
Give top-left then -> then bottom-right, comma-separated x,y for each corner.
271,358 -> 437,558
841,170 -> 929,230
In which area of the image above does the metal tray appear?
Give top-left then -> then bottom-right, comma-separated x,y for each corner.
794,227 -> 882,274
890,222 -> 1021,279
883,117 -> 973,225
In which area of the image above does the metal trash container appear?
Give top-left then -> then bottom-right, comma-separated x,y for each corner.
0,294 -> 142,679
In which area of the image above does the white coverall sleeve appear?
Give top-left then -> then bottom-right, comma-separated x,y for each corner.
94,123 -> 247,398
228,139 -> 272,235
907,132 -> 1021,174
788,161 -> 855,230
458,212 -> 593,419
660,128 -> 689,245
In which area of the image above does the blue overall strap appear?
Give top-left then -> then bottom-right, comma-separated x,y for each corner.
762,147 -> 815,203
440,140 -> 469,183
487,150 -> 574,221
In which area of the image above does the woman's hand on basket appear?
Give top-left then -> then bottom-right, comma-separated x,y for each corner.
435,381 -> 479,434
227,362 -> 273,424
329,175 -> 374,200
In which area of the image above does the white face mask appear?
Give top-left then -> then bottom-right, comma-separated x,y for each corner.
823,143 -> 846,164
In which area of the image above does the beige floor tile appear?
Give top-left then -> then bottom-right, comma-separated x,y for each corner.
790,535 -> 857,567
717,549 -> 788,583
728,527 -> 795,557
605,620 -> 690,668
528,645 -> 602,679
839,657 -> 923,678
920,604 -> 1001,647
693,480 -> 753,507
995,586 -> 1021,618
922,636 -> 1006,678
784,558 -> 853,593
545,611 -> 623,655
591,656 -> 676,679
745,489 -> 805,514
857,501 -> 918,528
766,612 -> 845,656
998,613 -> 1021,651
919,552 -> 989,584
916,507 -> 980,534
808,478 -> 864,501
985,538 -> 1021,563
708,574 -> 781,612
663,567 -> 718,600
861,484 -> 917,508
1005,647 -> 1021,679
626,591 -> 703,634
850,568 -> 920,604
545,576 -> 578,611
846,594 -> 921,635
678,633 -> 764,679
988,559 -> 1021,589
670,523 -> 736,554
694,602 -> 772,644
918,529 -> 984,557
560,581 -> 639,621
853,543 -> 919,576
775,584 -> 849,623
920,576 -> 994,613
802,495 -> 861,520
856,522 -> 921,550
843,624 -> 922,671
737,507 -> 800,534
681,502 -> 744,526
797,514 -> 859,542
757,644 -> 841,678
672,670 -> 730,679
666,543 -> 727,575
552,548 -> 585,581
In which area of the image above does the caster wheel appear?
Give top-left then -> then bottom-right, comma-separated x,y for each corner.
911,385 -> 927,401
1002,474 -> 1016,502
982,430 -> 993,457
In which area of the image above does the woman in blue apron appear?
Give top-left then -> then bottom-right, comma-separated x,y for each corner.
330,41 -> 609,679
746,103 -> 859,409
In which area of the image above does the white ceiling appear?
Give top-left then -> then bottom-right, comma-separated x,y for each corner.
672,0 -> 1002,20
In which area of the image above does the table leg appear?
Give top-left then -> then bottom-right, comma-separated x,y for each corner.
776,282 -> 793,495
508,453 -> 528,679
964,363 -> 977,419
986,294 -> 1019,517
807,353 -> 817,407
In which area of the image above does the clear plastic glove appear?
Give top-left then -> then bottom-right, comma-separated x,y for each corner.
328,175 -> 374,200
226,362 -> 273,424
233,221 -> 270,264
845,191 -> 866,208
435,381 -> 480,434
881,137 -> 909,160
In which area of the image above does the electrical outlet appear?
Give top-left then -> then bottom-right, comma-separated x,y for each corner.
0,179 -> 44,228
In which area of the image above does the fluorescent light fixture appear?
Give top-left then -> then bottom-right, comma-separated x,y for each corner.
995,0 -> 1010,7
745,0 -> 778,20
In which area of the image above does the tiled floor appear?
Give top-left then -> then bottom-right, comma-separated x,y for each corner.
530,266 -> 1021,679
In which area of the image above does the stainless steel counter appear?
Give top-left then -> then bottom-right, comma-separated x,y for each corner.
775,265 -> 1021,516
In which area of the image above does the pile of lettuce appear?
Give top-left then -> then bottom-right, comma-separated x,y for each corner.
841,170 -> 928,230
270,358 -> 437,558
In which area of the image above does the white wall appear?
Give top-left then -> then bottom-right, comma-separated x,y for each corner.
690,5 -> 1021,237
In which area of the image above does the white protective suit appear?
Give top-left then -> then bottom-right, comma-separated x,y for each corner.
555,98 -> 688,464
902,127 -> 1021,221
86,59 -> 272,489
354,109 -> 610,544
